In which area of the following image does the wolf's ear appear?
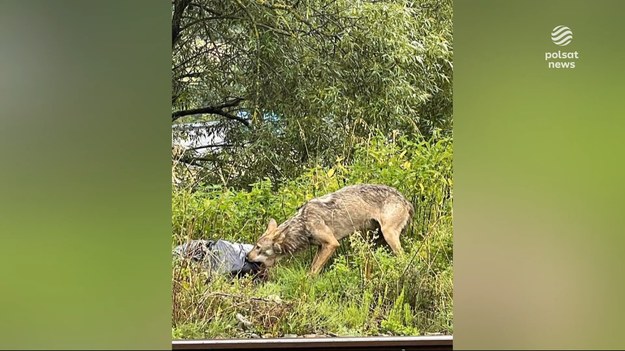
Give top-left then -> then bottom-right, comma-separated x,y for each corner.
267,218 -> 277,232
273,243 -> 283,254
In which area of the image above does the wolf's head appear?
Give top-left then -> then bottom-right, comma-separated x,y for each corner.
247,218 -> 285,267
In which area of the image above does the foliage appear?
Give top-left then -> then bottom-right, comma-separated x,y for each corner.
171,0 -> 453,188
172,133 -> 453,338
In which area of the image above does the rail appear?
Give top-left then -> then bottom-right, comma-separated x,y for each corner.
172,335 -> 453,351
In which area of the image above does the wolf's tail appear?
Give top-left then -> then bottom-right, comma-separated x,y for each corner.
403,198 -> 415,234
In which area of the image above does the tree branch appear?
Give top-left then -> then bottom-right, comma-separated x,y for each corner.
176,158 -> 203,167
181,15 -> 293,36
172,0 -> 192,49
188,143 -> 236,151
176,155 -> 220,167
172,98 -> 250,126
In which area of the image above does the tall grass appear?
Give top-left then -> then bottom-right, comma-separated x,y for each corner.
171,132 -> 453,339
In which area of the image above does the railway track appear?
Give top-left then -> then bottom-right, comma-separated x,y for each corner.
172,335 -> 453,351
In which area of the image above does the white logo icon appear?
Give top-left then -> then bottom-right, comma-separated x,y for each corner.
551,25 -> 573,46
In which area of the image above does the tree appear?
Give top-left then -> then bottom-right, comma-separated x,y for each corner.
171,0 -> 453,189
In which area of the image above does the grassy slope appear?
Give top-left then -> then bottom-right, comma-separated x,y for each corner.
171,134 -> 453,339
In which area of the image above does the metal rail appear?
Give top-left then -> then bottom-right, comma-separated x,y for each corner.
172,335 -> 453,351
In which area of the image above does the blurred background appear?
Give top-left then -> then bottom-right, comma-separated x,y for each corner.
454,0 -> 625,349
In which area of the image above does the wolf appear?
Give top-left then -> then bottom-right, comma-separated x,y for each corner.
246,184 -> 414,275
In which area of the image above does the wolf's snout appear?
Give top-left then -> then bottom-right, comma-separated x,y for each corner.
246,250 -> 257,262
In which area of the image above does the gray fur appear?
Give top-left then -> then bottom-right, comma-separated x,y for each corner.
247,184 -> 414,274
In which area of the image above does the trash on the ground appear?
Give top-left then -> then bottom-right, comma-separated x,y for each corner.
266,294 -> 282,304
173,239 -> 264,278
235,313 -> 253,329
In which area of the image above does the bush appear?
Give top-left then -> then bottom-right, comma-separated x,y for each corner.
172,132 -> 453,338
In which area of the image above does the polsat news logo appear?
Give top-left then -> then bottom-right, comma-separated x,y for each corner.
545,25 -> 579,69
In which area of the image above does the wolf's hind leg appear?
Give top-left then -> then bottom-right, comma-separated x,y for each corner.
380,226 -> 404,255
379,207 -> 409,256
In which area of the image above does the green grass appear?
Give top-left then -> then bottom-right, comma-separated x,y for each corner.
171,133 -> 453,339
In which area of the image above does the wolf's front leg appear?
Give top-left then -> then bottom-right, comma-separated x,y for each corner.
310,243 -> 339,275
309,224 -> 340,275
